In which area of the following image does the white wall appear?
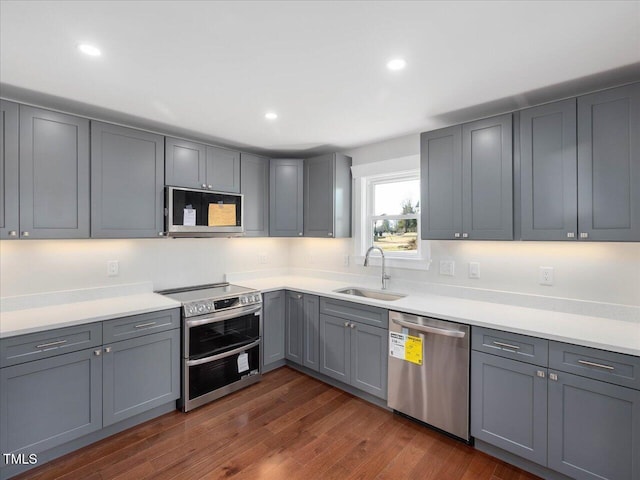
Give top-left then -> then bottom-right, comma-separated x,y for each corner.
0,237 -> 289,297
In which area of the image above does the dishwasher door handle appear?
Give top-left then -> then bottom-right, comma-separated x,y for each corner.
392,318 -> 466,338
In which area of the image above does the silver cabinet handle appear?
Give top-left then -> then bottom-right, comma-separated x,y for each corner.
580,232 -> 589,239
36,339 -> 67,349
134,322 -> 157,329
21,231 -> 30,237
392,318 -> 465,338
9,230 -> 17,237
578,359 -> 614,370
549,373 -> 558,381
104,346 -> 112,353
350,323 -> 355,329
201,184 -> 207,189
454,233 -> 460,238
328,232 -> 333,237
344,321 -> 349,327
493,341 -> 520,350
536,370 -> 546,378
298,232 -> 303,236
158,232 -> 165,237
94,349 -> 102,356
567,232 -> 575,238
208,185 -> 213,189
462,233 -> 469,238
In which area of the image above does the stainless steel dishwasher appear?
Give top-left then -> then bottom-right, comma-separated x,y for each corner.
387,310 -> 470,441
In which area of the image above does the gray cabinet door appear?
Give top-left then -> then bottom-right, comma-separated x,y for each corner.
0,348 -> 102,457
19,106 -> 90,239
471,351 -> 548,466
520,99 -> 578,240
0,101 -> 19,239
91,122 -> 164,238
240,153 -> 269,237
0,100 -> 20,238
548,371 -> 640,480
102,329 -> 180,427
165,137 -> 207,189
350,322 -> 387,399
420,125 -> 463,240
304,154 -> 334,238
302,294 -> 320,372
319,314 -> 350,384
206,146 -> 240,193
270,158 -> 304,237
462,114 -> 513,240
285,291 -> 304,365
262,291 -> 285,367
577,83 -> 640,241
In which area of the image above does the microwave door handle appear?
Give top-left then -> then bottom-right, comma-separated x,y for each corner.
186,339 -> 261,366
186,304 -> 261,327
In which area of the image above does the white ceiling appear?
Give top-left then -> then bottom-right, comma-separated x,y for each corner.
1,0 -> 639,156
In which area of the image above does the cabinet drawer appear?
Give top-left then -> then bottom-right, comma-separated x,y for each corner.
0,323 -> 102,368
472,327 -> 548,366
549,341 -> 640,390
103,308 -> 180,343
320,297 -> 387,328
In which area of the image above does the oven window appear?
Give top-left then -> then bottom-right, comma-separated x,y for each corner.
189,345 -> 260,400
189,312 -> 260,360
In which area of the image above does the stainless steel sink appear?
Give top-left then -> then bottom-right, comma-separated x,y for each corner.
333,287 -> 406,301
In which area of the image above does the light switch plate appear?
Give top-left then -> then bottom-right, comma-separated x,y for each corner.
107,260 -> 119,277
439,260 -> 455,276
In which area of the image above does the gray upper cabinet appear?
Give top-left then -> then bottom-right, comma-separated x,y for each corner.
270,158 -> 304,237
285,291 -> 304,365
421,114 -> 513,240
462,114 -> 513,240
262,290 -> 285,370
0,101 -> 19,239
91,122 -> 164,238
19,106 -> 90,239
520,99 -> 578,240
577,82 -> 640,242
207,146 -> 240,193
303,153 -> 352,238
420,125 -> 462,240
240,153 -> 269,237
165,137 -> 207,189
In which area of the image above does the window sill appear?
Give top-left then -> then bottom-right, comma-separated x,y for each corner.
352,255 -> 432,271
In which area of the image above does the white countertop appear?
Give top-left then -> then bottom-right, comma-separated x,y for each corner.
0,284 -> 181,338
236,275 -> 640,357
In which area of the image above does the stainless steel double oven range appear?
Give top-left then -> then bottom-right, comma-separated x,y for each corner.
159,283 -> 262,412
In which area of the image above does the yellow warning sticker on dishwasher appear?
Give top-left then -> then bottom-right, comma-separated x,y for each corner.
405,335 -> 423,365
389,332 -> 423,365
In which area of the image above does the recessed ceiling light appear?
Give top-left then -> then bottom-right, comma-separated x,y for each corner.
386,58 -> 407,71
78,44 -> 101,57
265,112 -> 278,120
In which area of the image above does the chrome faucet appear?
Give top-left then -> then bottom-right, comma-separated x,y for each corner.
364,246 -> 390,290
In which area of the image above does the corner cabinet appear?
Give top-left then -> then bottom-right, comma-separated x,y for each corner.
269,159 -> 304,237
421,113 -> 513,240
303,153 -> 352,238
241,153 -> 270,237
91,122 -> 165,238
262,290 -> 286,371
0,100 -> 19,239
284,291 -> 320,371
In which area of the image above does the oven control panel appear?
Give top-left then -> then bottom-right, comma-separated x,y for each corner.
183,292 -> 261,318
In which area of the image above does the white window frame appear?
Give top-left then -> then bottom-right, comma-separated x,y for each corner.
352,164 -> 431,271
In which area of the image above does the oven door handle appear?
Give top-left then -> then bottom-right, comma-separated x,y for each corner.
186,304 -> 261,328
186,339 -> 261,367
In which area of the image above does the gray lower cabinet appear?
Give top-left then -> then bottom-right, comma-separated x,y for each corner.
165,137 -> 207,189
270,159 -> 304,237
547,371 -> 640,480
302,294 -> 320,372
262,291 -> 285,369
319,309 -> 388,400
471,350 -> 548,465
303,153 -> 352,238
19,106 -> 90,239
520,98 -> 578,240
285,291 -> 304,365
0,348 -> 102,458
90,122 -> 164,238
241,153 -> 270,237
421,113 -> 513,240
0,100 -> 19,239
102,329 -> 180,427
577,82 -> 640,242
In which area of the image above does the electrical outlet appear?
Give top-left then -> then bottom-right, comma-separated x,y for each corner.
258,253 -> 267,264
469,262 -> 480,279
539,266 -> 554,286
343,254 -> 350,267
439,260 -> 455,276
107,260 -> 119,277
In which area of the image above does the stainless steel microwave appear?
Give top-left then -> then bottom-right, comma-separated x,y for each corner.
166,186 -> 244,237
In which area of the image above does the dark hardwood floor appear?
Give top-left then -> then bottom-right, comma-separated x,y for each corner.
15,367 -> 541,480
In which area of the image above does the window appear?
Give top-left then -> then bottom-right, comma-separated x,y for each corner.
367,173 -> 420,256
